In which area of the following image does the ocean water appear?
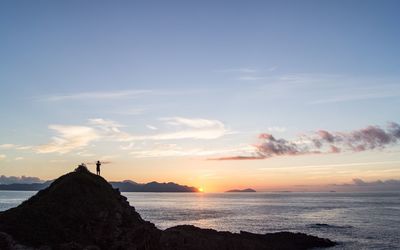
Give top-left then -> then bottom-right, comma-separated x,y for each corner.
1,191 -> 399,249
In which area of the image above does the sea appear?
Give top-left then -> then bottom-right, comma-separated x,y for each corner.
1,191 -> 399,249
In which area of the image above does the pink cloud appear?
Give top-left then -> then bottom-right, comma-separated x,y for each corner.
211,122 -> 400,160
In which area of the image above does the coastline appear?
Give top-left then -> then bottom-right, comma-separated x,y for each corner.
0,170 -> 336,249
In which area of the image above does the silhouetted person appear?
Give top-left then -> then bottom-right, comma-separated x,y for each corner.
96,160 -> 101,175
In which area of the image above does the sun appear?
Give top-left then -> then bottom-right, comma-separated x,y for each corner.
198,187 -> 204,192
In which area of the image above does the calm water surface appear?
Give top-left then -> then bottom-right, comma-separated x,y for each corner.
1,191 -> 399,249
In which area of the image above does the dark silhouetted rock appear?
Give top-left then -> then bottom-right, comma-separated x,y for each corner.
0,167 -> 160,249
0,168 -> 336,249
160,225 -> 335,250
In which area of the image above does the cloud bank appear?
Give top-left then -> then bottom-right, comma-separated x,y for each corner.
330,178 -> 400,192
0,175 -> 44,184
212,122 -> 400,160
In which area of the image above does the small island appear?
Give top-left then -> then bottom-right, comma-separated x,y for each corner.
226,188 -> 256,193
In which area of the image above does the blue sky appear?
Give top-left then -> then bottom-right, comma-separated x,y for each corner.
1,1 -> 400,191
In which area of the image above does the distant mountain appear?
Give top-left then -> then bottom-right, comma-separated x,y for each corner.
0,179 -> 198,192
225,188 -> 256,193
0,181 -> 51,191
110,180 -> 199,192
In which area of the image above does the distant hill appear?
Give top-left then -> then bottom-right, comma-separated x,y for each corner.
110,180 -> 198,192
0,181 -> 52,191
225,188 -> 256,193
0,180 -> 198,192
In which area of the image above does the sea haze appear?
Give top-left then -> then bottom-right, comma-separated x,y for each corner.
1,191 -> 399,249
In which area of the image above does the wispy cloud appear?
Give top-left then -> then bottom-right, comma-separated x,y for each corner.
117,117 -> 231,141
87,118 -> 133,142
36,117 -> 232,154
36,125 -> 100,154
0,144 -> 31,150
120,142 -> 135,150
41,89 -> 152,101
142,130 -> 226,140
212,122 -> 400,160
156,117 -> 231,139
36,119 -> 132,155
309,92 -> 400,104
146,125 -> 158,130
238,73 -> 338,82
161,117 -> 224,129
89,118 -> 124,128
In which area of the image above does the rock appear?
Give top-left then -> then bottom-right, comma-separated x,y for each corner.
160,225 -> 335,250
0,168 -> 336,250
0,168 -> 161,249
0,232 -> 35,250
225,188 -> 257,192
0,232 -> 15,250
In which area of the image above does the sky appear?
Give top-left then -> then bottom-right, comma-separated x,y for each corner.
1,0 -> 400,192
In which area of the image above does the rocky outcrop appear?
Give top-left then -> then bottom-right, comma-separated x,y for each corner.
0,166 -> 160,249
0,166 -> 336,249
161,225 -> 335,250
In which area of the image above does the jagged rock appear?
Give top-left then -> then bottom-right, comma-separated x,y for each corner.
0,168 -> 336,250
0,167 -> 161,249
